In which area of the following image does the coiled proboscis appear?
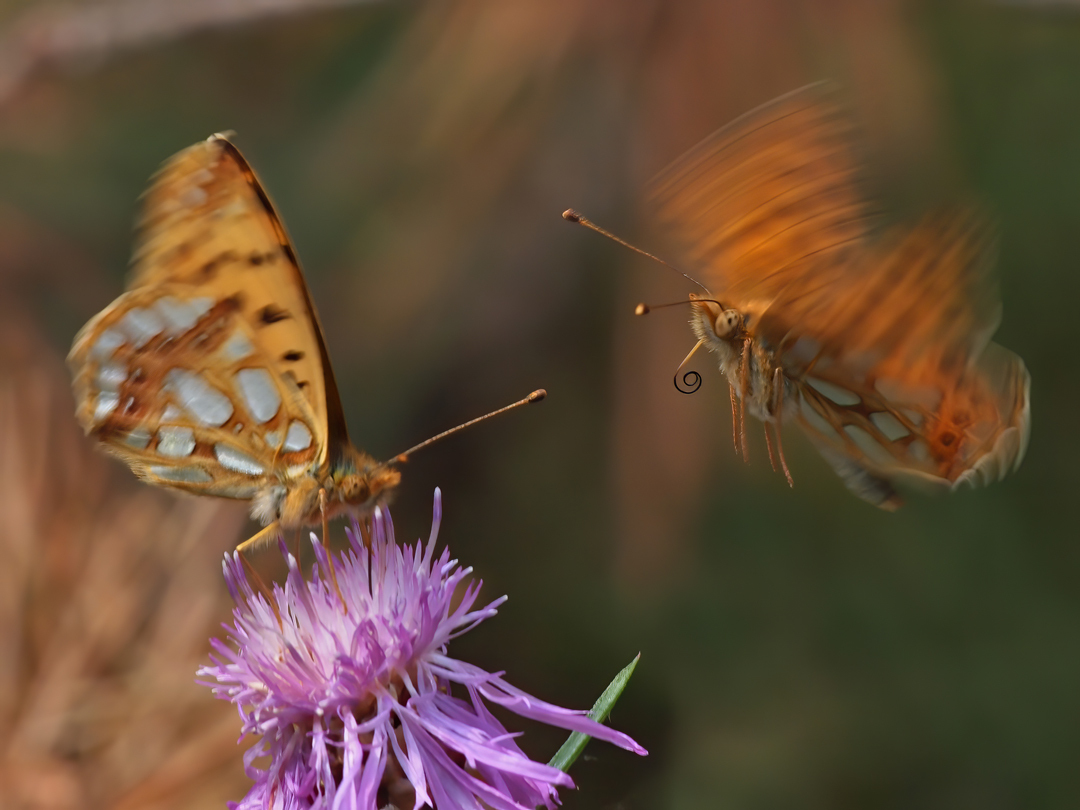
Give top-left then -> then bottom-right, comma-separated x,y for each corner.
674,370 -> 702,395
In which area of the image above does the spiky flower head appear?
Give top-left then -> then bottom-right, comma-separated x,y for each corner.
198,490 -> 645,809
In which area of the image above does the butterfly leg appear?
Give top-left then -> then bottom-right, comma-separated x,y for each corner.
236,521 -> 283,555
358,515 -> 373,548
739,340 -> 751,462
237,550 -> 283,627
318,488 -> 347,613
764,422 -> 780,472
234,523 -> 284,626
772,367 -> 794,487
728,384 -> 741,455
318,488 -> 330,548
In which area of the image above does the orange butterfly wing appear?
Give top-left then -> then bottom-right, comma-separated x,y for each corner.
649,83 -> 878,309
792,341 -> 1029,508
129,133 -> 351,463
68,134 -> 353,500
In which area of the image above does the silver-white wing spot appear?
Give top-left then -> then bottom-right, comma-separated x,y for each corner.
162,404 -> 184,422
807,378 -> 861,406
90,328 -> 125,362
97,362 -> 127,392
214,444 -> 266,476
283,421 -> 312,452
157,426 -> 196,458
909,440 -> 931,464
234,368 -> 281,424
95,391 -> 119,420
118,307 -> 165,348
264,430 -> 282,449
164,369 -> 233,426
125,428 -> 151,449
149,465 -> 212,484
800,396 -> 840,440
869,412 -> 910,441
221,331 -> 254,362
843,425 -> 894,467
154,296 -> 214,336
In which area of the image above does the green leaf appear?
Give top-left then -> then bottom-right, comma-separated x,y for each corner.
548,653 -> 641,774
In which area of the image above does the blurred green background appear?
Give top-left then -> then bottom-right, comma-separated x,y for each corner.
1,0 -> 1079,807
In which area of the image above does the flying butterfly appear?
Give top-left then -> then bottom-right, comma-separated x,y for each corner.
70,134 -> 543,550
565,84 -> 1029,509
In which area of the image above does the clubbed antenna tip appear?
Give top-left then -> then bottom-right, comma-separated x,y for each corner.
559,207 -> 710,293
387,389 -> 548,467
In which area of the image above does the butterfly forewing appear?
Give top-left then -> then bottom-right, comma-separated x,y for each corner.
132,135 -> 349,459
68,134 -> 347,502
762,212 -> 1001,380
649,83 -> 878,307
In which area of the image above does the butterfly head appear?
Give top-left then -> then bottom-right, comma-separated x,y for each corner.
689,293 -> 743,343
329,445 -> 401,513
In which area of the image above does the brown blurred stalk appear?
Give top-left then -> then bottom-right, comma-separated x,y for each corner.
0,312 -> 250,809
0,0 -> 381,109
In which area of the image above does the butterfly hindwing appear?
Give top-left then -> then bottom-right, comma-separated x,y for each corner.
69,283 -> 324,499
792,339 -> 1029,506
766,209 -> 1029,499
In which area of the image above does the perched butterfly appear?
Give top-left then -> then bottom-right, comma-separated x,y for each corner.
70,134 -> 542,550
570,84 -> 1030,509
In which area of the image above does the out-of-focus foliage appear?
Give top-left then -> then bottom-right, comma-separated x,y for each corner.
1,0 -> 1079,807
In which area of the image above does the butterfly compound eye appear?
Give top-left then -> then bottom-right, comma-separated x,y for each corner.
714,309 -> 741,339
339,476 -> 370,504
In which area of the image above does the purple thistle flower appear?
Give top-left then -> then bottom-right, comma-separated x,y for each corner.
198,489 -> 646,810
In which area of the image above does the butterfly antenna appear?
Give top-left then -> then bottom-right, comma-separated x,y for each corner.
771,367 -> 794,487
387,389 -> 547,466
738,341 -> 751,462
562,208 -> 710,293
634,298 -> 725,316
238,552 -> 282,628
318,488 -> 347,613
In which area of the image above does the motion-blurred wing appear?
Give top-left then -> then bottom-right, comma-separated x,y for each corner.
760,211 -> 1001,382
649,83 -> 876,307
